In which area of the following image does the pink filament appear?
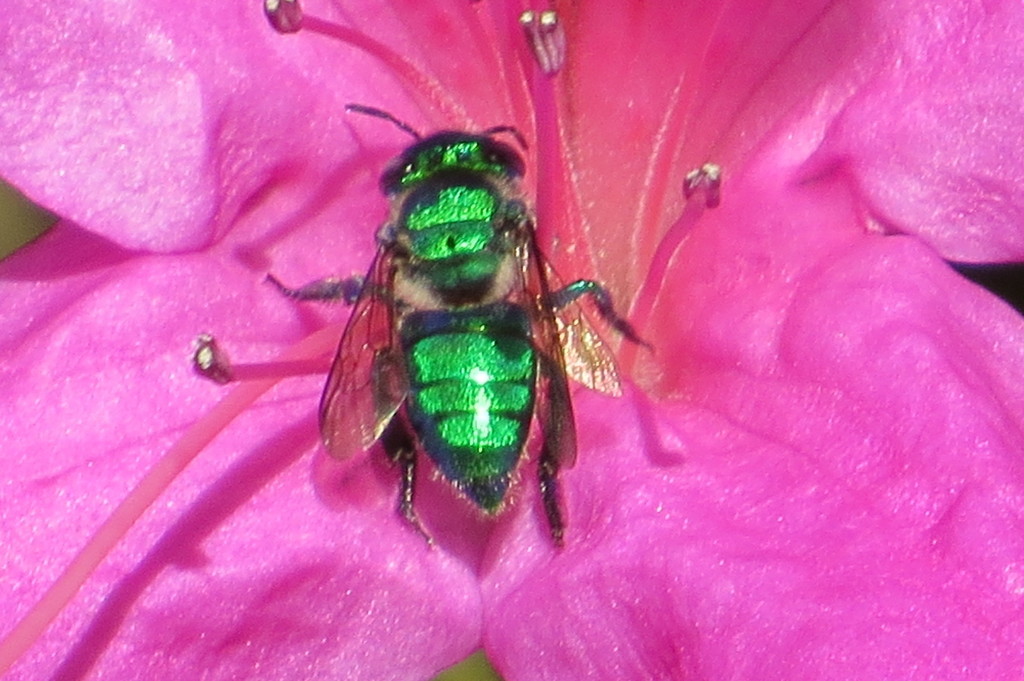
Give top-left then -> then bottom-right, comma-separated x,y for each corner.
301,15 -> 465,127
0,325 -> 340,675
530,54 -> 562,246
618,197 -> 706,372
526,15 -> 596,281
229,356 -> 331,381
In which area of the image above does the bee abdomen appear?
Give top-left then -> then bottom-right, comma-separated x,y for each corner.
400,303 -> 537,511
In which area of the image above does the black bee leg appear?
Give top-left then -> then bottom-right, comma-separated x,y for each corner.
538,450 -> 565,547
265,273 -> 364,304
548,280 -> 651,348
536,354 -> 574,547
381,419 -> 433,545
193,274 -> 365,386
397,449 -> 432,545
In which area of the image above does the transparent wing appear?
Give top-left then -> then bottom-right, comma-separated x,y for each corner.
318,248 -> 407,460
527,240 -> 623,398
517,227 -> 580,469
547,273 -> 623,397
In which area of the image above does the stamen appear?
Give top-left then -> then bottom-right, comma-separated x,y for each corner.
683,163 -> 722,209
193,334 -> 234,384
265,0 -> 303,34
618,189 -> 712,373
194,334 -> 331,383
520,10 -> 566,76
0,325 -> 340,674
262,2 -> 474,127
522,7 -> 572,260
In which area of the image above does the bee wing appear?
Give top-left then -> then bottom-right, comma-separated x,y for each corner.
527,240 -> 623,397
547,273 -> 623,397
319,248 -> 407,460
518,228 -> 580,469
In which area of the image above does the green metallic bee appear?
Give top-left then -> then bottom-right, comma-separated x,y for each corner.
247,105 -> 644,545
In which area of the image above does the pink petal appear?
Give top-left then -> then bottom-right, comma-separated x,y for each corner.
0,1 -> 411,252
6,1 -> 1024,678
1,4 -> 540,674
484,156 -> 1024,678
806,2 -> 1024,262
0,224 -> 481,679
554,0 -> 877,294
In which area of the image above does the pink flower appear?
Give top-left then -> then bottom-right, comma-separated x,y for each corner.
3,1 -> 1024,679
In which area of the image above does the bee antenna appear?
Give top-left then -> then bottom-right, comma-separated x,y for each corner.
345,103 -> 422,140
482,125 -> 528,151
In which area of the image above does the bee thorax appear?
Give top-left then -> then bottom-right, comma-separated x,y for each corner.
394,254 -> 518,309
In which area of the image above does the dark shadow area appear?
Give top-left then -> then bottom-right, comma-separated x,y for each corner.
951,261 -> 1024,315
0,221 -> 132,281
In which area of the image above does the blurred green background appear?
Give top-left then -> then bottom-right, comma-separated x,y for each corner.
436,651 -> 503,681
0,179 -> 55,258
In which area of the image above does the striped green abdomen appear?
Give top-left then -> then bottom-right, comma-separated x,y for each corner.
400,303 -> 536,511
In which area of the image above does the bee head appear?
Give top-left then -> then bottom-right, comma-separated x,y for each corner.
380,132 -> 525,195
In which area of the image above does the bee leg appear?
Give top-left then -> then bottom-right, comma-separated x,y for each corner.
265,273 -> 364,304
538,453 -> 565,547
381,418 -> 433,545
548,280 -> 651,348
536,354 -> 574,547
